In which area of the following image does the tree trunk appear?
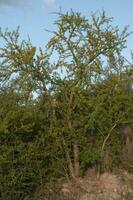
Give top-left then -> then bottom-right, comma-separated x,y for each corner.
73,142 -> 80,177
66,86 -> 80,179
61,135 -> 75,179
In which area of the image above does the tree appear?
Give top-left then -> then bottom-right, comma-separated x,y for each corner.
45,10 -> 130,178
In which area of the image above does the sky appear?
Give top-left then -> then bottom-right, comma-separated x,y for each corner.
0,0 -> 133,58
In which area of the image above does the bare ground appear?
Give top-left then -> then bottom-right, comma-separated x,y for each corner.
58,169 -> 133,200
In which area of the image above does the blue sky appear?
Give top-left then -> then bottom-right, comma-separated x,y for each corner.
0,0 -> 133,58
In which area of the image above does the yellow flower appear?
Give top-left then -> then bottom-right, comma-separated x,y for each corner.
11,47 -> 36,65
23,47 -> 36,64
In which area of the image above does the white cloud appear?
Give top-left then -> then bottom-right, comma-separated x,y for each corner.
0,0 -> 26,7
43,0 -> 55,7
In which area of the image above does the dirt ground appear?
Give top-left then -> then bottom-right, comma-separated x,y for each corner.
59,169 -> 133,200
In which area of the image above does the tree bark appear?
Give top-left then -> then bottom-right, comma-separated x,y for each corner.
73,142 -> 80,177
61,135 -> 75,179
66,86 -> 80,179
